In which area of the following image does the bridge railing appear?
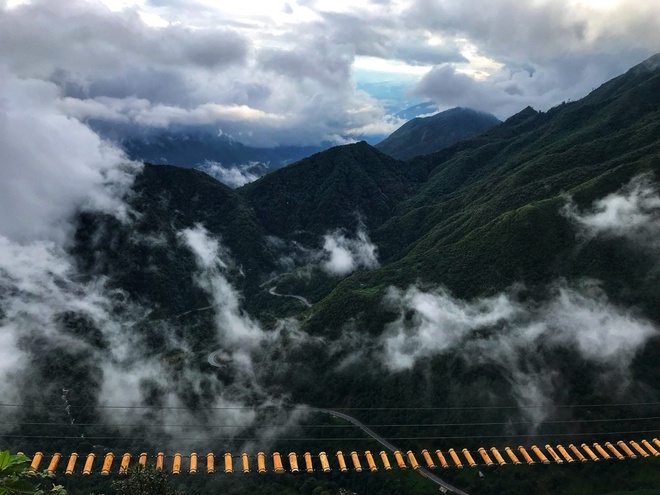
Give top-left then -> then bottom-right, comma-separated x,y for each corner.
19,438 -> 660,475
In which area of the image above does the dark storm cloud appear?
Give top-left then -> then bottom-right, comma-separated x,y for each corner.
2,0 -> 659,146
404,0 -> 658,117
394,39 -> 467,66
412,63 -> 513,115
0,0 -> 401,147
257,39 -> 354,87
0,0 -> 249,80
412,48 -> 654,118
414,64 -> 475,100
58,68 -> 194,107
318,11 -> 467,66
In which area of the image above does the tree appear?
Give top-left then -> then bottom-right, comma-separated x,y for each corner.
0,451 -> 66,495
112,465 -> 182,495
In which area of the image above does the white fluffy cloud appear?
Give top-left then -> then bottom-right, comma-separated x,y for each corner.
321,229 -> 380,276
0,70 -> 138,243
381,287 -> 521,369
381,281 -> 658,427
0,54 -> 249,447
0,62 -> 147,436
198,161 -> 264,188
382,282 -> 656,371
267,228 -> 380,276
404,0 -> 660,117
3,0 -> 658,146
179,224 -> 268,351
0,229 -> 263,446
564,174 -> 660,248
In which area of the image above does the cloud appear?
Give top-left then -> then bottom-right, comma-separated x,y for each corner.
402,0 -> 660,63
564,174 -> 660,248
0,60 -> 270,448
265,227 -> 380,277
543,282 -> 656,362
0,240 -> 78,412
0,220 -> 302,449
0,70 -> 138,244
0,0 -> 248,80
343,114 -> 406,137
257,38 -> 354,88
316,11 -> 467,66
58,96 -> 284,128
403,0 -> 588,60
0,236 -> 146,429
197,161 -> 265,188
380,281 -> 658,426
0,326 -> 24,407
0,0 -> 400,148
176,224 -> 319,449
97,339 -> 259,449
0,52 -> 148,436
0,0 -> 660,153
383,281 -> 656,370
179,224 -> 268,352
405,0 -> 659,117
321,229 -> 380,276
381,286 -> 523,370
5,0 -> 658,148
410,56 -> 628,118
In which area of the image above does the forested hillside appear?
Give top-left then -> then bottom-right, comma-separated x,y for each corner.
3,54 -> 660,495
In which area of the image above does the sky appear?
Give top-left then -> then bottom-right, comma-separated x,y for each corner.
1,0 -> 659,147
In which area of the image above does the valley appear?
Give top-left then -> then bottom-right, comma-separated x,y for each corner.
2,54 -> 660,495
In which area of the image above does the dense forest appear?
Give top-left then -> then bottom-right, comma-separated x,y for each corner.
2,54 -> 660,495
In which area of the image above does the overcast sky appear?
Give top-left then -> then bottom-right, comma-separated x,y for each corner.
1,0 -> 659,146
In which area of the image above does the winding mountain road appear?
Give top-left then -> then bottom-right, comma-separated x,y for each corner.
268,286 -> 312,307
206,353 -> 469,493
311,408 -> 471,495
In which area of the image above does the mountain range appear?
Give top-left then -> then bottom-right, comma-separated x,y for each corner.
4,54 -> 660,495
109,105 -> 500,187
119,130 -> 326,171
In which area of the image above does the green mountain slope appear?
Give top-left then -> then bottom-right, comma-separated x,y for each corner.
74,164 -> 272,316
238,141 -> 424,241
7,54 -> 660,495
304,55 -> 660,333
375,107 -> 501,160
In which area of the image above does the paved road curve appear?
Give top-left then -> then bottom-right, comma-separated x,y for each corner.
206,353 -> 469,493
312,408 -> 472,495
268,286 -> 312,307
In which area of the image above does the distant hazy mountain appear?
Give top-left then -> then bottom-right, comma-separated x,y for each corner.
376,107 -> 501,159
119,130 -> 326,177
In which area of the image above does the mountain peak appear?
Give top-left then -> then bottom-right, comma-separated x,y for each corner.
238,141 -> 418,239
375,107 -> 500,160
503,106 -> 539,126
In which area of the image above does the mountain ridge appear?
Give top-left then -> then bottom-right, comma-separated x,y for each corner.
6,53 -> 660,495
237,141 -> 423,241
375,106 -> 501,159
